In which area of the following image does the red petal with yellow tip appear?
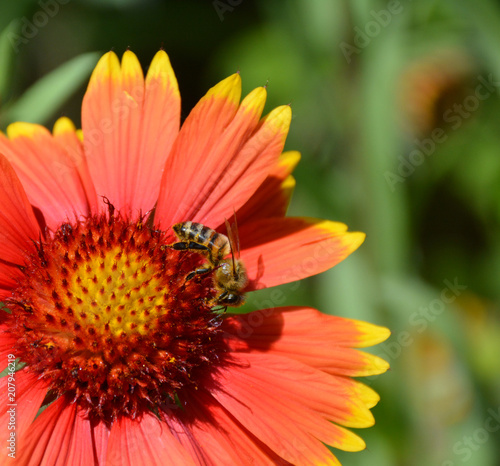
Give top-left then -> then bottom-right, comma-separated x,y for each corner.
237,150 -> 300,222
156,73 -> 244,227
0,121 -> 95,230
188,104 -> 292,228
52,117 -> 98,214
239,217 -> 365,289
82,50 -> 180,214
0,154 -> 40,264
224,307 -> 390,378
211,353 -> 367,464
186,103 -> 293,229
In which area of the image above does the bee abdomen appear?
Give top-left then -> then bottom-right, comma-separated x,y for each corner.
172,222 -> 230,263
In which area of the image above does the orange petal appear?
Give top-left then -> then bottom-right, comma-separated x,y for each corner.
198,104 -> 292,228
163,390 -> 285,465
106,412 -> 196,465
92,421 -> 110,466
0,371 -> 48,454
155,73 -> 244,227
82,50 -> 180,214
53,117 -> 98,214
224,307 -> 390,377
0,321 -> 16,363
0,153 -> 40,264
0,121 -> 95,230
211,352 -> 367,463
17,397 -> 100,465
237,150 -> 300,223
0,262 -> 23,299
238,217 -> 365,289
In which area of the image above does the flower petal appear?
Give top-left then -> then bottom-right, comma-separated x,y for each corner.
53,117 -> 98,214
0,122 -> 94,231
0,262 -> 23,300
163,390 -> 287,465
237,150 -> 300,223
106,412 -> 196,465
17,397 -> 103,465
0,322 -> 17,365
92,420 -> 110,466
0,153 -> 40,264
0,370 -> 48,450
239,217 -> 365,289
190,103 -> 292,228
82,50 -> 180,214
156,73 -> 244,227
224,307 -> 390,377
211,353 -> 370,464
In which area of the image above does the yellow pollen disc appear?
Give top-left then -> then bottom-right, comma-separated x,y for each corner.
7,214 -> 222,421
66,246 -> 169,338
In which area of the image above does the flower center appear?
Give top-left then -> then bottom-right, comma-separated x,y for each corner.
6,213 -> 223,422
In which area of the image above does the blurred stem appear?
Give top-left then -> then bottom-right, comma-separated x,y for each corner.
0,22 -> 16,102
352,6 -> 411,276
455,0 -> 500,78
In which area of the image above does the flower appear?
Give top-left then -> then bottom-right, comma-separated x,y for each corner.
0,50 -> 389,465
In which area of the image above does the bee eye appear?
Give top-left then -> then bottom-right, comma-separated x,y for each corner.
222,294 -> 242,306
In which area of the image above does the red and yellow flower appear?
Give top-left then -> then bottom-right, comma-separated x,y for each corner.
0,50 -> 389,465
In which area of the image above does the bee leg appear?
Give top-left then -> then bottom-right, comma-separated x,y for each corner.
217,290 -> 229,302
186,267 -> 212,281
170,241 -> 211,253
211,305 -> 228,314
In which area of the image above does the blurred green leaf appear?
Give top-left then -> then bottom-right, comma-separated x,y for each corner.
0,0 -> 32,32
0,21 -> 17,100
2,51 -> 101,126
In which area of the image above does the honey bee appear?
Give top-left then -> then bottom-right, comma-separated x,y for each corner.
170,219 -> 247,307
171,221 -> 230,265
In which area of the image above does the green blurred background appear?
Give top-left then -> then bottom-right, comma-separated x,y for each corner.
1,0 -> 500,465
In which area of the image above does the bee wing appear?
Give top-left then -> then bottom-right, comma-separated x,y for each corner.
225,216 -> 241,260
224,216 -> 241,279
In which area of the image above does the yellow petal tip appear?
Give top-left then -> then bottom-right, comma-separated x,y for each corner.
281,174 -> 296,191
240,86 -> 267,116
205,73 -> 242,106
53,117 -> 76,135
88,51 -> 121,88
264,104 -> 292,134
279,150 -> 301,171
354,321 -> 391,347
146,50 -> 179,95
121,50 -> 144,82
6,122 -> 46,139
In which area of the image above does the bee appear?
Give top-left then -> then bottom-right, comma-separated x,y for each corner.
170,219 -> 247,307
171,221 -> 230,265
